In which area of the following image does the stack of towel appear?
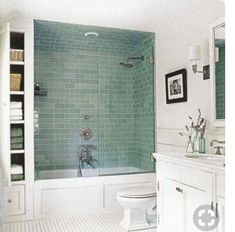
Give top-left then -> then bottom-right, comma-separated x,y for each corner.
11,128 -> 23,150
11,164 -> 24,181
10,101 -> 23,121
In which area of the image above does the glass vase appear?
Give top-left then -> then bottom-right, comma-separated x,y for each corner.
186,136 -> 194,153
199,137 -> 206,153
193,134 -> 199,153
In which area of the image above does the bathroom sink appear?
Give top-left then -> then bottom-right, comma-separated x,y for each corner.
197,155 -> 224,160
185,154 -> 225,167
185,154 -> 224,160
199,157 -> 224,161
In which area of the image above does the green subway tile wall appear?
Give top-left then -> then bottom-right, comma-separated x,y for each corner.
34,20 -> 155,175
215,42 -> 225,119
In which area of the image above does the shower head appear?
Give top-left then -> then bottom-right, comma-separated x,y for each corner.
119,56 -> 144,68
119,61 -> 134,68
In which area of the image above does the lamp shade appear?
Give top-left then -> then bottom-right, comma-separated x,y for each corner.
189,46 -> 201,60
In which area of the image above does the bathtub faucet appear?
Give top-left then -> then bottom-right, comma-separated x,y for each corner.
78,144 -> 98,168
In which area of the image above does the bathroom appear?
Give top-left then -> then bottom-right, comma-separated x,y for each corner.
0,0 -> 229,231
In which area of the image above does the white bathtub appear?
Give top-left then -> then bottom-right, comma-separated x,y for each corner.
34,168 -> 155,218
38,167 -> 144,179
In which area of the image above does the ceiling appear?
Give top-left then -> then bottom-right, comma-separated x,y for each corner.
0,0 -> 225,32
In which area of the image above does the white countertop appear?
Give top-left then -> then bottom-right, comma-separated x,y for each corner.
153,152 -> 225,172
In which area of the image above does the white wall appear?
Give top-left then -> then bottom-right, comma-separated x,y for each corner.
155,3 -> 225,152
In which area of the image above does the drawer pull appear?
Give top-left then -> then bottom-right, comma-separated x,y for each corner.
8,199 -> 12,203
176,187 -> 183,193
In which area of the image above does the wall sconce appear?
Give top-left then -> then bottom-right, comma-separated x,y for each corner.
189,45 -> 202,74
189,45 -> 210,80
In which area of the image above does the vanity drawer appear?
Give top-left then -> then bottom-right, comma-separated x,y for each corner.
157,160 -> 181,181
4,185 -> 25,216
180,166 -> 213,192
216,172 -> 225,197
157,160 -> 213,192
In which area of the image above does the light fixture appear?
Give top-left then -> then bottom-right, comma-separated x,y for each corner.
189,45 -> 210,80
84,32 -> 99,37
189,45 -> 202,74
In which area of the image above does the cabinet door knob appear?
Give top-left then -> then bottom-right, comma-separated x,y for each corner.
176,187 -> 183,193
176,187 -> 180,192
8,199 -> 11,203
211,201 -> 214,210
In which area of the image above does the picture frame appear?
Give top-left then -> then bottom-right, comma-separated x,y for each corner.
165,68 -> 187,104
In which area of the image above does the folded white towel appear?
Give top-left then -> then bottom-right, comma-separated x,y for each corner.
11,164 -> 23,175
10,101 -> 22,109
10,116 -> 23,120
10,109 -> 23,116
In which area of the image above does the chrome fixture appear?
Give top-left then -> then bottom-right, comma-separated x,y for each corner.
210,139 -> 225,147
119,56 -> 144,68
149,56 -> 155,64
214,146 -> 223,156
84,32 -> 99,37
210,139 -> 225,155
80,128 -> 92,140
34,82 -> 47,96
84,114 -> 89,120
78,144 -> 98,169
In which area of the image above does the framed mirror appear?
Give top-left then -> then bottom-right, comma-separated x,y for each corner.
210,18 -> 225,127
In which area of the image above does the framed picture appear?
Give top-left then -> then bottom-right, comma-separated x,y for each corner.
165,68 -> 187,104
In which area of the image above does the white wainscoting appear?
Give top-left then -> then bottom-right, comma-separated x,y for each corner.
34,173 -> 155,218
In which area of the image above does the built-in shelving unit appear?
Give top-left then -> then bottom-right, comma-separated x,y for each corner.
10,31 -> 25,183
1,19 -> 34,222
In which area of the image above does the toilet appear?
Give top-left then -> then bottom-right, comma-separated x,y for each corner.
116,186 -> 156,231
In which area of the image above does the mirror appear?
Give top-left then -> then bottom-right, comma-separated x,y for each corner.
210,19 -> 225,127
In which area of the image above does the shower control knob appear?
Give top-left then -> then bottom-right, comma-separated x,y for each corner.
80,128 -> 92,140
34,83 -> 40,91
84,114 -> 89,120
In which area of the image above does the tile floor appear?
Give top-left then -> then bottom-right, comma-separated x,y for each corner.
4,211 -> 156,232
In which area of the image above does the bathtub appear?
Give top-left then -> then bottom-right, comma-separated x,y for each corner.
34,168 -> 155,218
38,167 -> 145,179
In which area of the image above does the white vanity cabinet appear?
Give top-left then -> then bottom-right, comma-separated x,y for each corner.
155,153 -> 225,232
157,159 -> 213,232
216,172 -> 225,232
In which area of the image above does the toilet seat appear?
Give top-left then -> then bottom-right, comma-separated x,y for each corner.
117,186 -> 156,198
116,185 -> 157,231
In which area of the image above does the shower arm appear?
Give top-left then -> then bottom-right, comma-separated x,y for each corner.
127,56 -> 144,61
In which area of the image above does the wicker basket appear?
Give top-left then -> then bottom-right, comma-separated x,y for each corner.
10,49 -> 24,62
10,74 -> 22,91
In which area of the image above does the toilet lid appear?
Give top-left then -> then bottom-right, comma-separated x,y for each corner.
117,186 -> 156,198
